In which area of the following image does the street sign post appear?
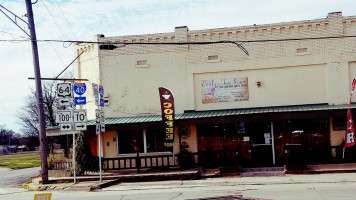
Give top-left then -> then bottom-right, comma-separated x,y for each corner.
58,98 -> 72,106
99,85 -> 104,98
74,122 -> 87,131
73,109 -> 87,122
92,83 -> 99,97
96,123 -> 101,135
73,82 -> 86,96
100,123 -> 105,132
74,97 -> 86,105
56,83 -> 72,98
95,109 -> 101,123
100,110 -> 105,123
55,110 -> 73,123
60,123 -> 72,131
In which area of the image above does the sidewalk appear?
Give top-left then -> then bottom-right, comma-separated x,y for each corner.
26,163 -> 356,192
286,163 -> 356,174
26,169 -> 201,192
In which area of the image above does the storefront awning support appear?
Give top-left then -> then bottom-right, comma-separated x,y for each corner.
271,122 -> 276,165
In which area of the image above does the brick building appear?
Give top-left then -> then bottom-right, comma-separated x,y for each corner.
74,12 -> 356,170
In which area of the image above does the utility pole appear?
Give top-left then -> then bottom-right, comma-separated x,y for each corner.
25,0 -> 48,183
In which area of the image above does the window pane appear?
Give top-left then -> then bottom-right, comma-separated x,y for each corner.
146,128 -> 166,152
118,130 -> 143,154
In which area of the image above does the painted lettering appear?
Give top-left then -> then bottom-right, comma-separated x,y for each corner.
165,115 -> 173,121
163,102 -> 172,108
164,108 -> 173,115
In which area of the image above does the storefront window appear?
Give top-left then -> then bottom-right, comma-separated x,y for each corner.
146,128 -> 166,153
118,128 -> 168,154
118,130 -> 143,154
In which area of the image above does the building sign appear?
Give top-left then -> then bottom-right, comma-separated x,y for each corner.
201,77 -> 249,104
159,87 -> 175,148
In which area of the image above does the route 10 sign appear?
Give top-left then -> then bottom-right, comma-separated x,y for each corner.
74,82 -> 86,96
56,83 -> 72,98
73,109 -> 87,122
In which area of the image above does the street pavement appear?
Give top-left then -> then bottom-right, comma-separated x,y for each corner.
0,167 -> 40,196
2,172 -> 356,200
0,167 -> 40,187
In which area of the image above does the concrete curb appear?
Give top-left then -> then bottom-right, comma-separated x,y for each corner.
29,170 -> 201,191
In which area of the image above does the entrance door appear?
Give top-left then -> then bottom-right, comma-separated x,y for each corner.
197,124 -> 238,168
245,121 -> 275,167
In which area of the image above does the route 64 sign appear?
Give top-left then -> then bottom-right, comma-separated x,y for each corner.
74,82 -> 86,96
56,83 -> 72,98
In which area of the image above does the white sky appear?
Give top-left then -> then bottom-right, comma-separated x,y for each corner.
0,0 -> 355,133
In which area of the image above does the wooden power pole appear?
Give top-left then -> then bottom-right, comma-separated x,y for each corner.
25,0 -> 49,184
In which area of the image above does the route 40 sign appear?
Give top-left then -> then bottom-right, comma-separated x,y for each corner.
74,82 -> 86,96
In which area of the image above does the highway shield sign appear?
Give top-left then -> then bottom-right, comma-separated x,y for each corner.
74,82 -> 86,96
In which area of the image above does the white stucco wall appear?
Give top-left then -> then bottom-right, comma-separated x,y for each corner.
74,12 -> 356,121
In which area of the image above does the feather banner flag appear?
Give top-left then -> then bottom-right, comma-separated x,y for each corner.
345,79 -> 356,148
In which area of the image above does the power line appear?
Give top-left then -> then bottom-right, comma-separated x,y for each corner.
39,0 -> 71,41
54,0 -> 78,41
1,35 -> 356,44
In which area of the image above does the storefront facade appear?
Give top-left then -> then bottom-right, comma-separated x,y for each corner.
75,12 -> 356,170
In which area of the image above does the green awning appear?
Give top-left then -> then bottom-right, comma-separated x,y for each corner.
86,103 -> 356,125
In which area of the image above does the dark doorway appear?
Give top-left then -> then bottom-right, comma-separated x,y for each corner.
197,124 -> 238,168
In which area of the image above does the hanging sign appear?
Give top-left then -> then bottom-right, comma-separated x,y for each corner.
159,87 -> 175,148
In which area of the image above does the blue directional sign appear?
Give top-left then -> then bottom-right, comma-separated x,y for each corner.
100,98 -> 104,107
99,85 -> 104,98
74,83 -> 87,96
75,97 -> 86,105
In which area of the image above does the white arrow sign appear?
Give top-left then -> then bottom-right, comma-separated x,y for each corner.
60,123 -> 72,131
96,123 -> 101,135
74,122 -> 87,131
100,123 -> 105,132
58,98 -> 72,106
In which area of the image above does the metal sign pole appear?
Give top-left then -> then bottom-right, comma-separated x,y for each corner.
99,132 -> 102,182
73,132 -> 76,183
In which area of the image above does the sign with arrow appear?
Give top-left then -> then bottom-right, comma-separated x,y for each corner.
74,97 -> 86,105
100,123 -> 105,132
99,85 -> 104,98
60,123 -> 72,131
58,98 -> 71,106
74,122 -> 87,131
96,123 -> 101,135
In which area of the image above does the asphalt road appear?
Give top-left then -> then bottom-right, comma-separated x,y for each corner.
0,167 -> 40,187
2,172 -> 356,200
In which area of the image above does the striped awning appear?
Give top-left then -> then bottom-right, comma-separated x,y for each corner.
86,103 -> 356,125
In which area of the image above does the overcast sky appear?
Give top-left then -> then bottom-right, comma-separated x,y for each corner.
0,0 -> 355,133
